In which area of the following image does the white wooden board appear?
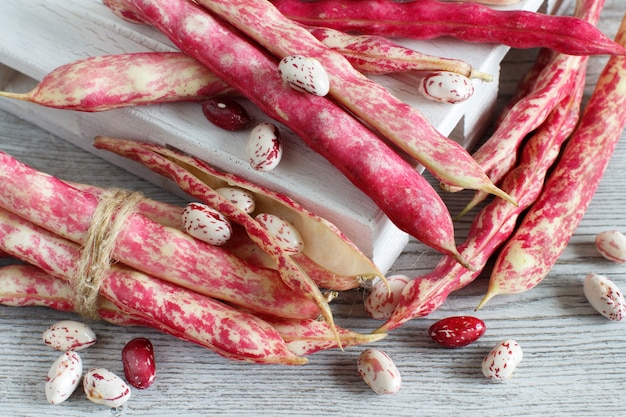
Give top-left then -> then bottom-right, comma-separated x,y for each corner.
0,0 -> 555,271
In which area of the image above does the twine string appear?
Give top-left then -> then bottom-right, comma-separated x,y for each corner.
72,188 -> 144,320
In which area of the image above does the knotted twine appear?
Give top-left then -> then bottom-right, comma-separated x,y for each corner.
71,188 -> 144,320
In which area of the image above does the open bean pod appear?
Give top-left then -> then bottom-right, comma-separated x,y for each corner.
94,137 -> 386,346
94,137 -> 384,284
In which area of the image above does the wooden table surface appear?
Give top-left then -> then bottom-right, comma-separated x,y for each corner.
1,1 -> 626,416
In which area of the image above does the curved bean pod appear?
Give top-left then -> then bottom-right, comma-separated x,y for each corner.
0,264 -> 384,357
93,136 -> 343,344
0,150 -> 320,320
377,63 -> 588,331
307,26 -> 493,81
479,14 -> 626,305
101,0 -> 471,268
271,0 -> 626,56
194,0 -> 513,202
0,210 -> 305,365
94,137 -> 383,281
0,52 -> 233,111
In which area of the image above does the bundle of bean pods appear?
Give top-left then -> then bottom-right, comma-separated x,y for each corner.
1,0 -> 626,375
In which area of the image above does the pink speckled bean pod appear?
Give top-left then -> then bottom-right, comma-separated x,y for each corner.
306,26 -> 492,81
0,264 -> 385,357
193,0 -> 513,203
0,212 -> 306,365
93,137 -> 380,342
479,14 -> 626,304
496,48 -> 556,126
377,59 -> 588,332
235,314 -> 388,356
271,0 -> 626,56
101,0 -> 470,270
0,151 -> 319,320
94,137 -> 382,281
458,0 -> 606,214
0,52 -> 233,111
76,179 -> 365,291
0,264 -> 76,311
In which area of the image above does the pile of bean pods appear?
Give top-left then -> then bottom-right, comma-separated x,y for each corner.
1,0 -> 626,402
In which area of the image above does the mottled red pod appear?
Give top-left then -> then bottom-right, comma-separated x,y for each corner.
201,97 -> 251,131
122,337 -> 156,389
428,316 -> 486,348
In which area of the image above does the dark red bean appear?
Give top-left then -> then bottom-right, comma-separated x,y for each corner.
428,316 -> 486,348
122,337 -> 156,389
201,97 -> 251,131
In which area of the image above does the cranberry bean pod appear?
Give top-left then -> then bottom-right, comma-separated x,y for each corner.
456,0 -> 521,4
0,264 -> 384,357
95,137 -> 382,280
0,52 -> 233,111
497,48 -> 556,126
0,210 -> 305,365
0,151 -> 320,320
458,0 -> 605,213
271,0 -> 626,56
78,180 -> 365,291
93,137 -> 354,343
307,26 -> 492,81
480,14 -> 626,304
0,264 -> 76,311
69,181 -> 185,229
101,0 -> 469,267
377,63 -> 588,331
194,0 -> 513,202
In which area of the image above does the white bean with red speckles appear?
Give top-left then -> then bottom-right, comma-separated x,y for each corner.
418,71 -> 474,104
215,187 -> 256,214
595,230 -> 626,263
357,348 -> 401,394
45,351 -> 83,405
255,213 -> 304,254
83,368 -> 131,408
246,122 -> 283,171
583,272 -> 626,321
482,339 -> 523,381
364,275 -> 409,320
182,202 -> 232,246
43,320 -> 97,352
278,55 -> 330,96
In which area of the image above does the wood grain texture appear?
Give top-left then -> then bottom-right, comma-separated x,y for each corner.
1,1 -> 625,416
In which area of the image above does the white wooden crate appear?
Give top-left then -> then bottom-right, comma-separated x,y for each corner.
0,0 -> 561,272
